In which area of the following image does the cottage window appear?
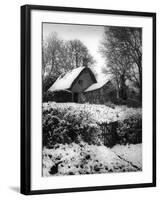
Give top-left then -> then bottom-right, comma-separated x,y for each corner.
78,80 -> 83,86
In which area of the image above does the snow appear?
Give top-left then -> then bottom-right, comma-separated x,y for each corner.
112,144 -> 142,168
48,66 -> 112,92
43,102 -> 142,124
84,79 -> 110,92
42,142 -> 142,176
42,102 -> 142,176
48,67 -> 85,91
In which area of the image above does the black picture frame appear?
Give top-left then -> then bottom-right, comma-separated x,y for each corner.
21,4 -> 156,195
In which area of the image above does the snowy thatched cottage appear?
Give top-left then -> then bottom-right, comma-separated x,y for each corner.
48,67 -> 116,103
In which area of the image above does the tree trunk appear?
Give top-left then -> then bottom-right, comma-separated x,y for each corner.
119,74 -> 127,100
138,59 -> 142,101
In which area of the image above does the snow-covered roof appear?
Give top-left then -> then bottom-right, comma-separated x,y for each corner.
49,67 -> 85,91
84,79 -> 110,92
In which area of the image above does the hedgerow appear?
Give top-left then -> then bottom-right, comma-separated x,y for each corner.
42,106 -> 102,148
43,90 -> 73,102
116,115 -> 142,144
42,103 -> 142,148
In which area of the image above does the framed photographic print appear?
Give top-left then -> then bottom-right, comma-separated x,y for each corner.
21,4 -> 156,195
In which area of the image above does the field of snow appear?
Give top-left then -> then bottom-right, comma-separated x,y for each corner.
43,142 -> 142,176
43,102 -> 142,124
112,144 -> 142,169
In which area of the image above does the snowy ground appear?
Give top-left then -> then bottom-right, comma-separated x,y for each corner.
112,144 -> 142,169
43,102 -> 142,123
42,102 -> 142,176
43,143 -> 142,176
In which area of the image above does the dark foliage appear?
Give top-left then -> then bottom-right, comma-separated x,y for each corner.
99,114 -> 142,147
100,26 -> 142,101
43,106 -> 142,148
42,107 -> 102,148
43,90 -> 73,103
113,98 -> 141,108
116,115 -> 142,144
100,122 -> 118,147
43,91 -> 54,102
42,74 -> 57,93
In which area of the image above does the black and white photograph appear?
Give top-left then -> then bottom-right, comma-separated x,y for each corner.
42,23 -> 142,177
20,4 -> 156,194
0,0 -> 158,198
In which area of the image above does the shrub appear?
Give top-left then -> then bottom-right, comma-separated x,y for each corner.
99,122 -> 118,147
116,114 -> 142,144
113,97 -> 141,108
42,74 -> 57,93
126,98 -> 142,108
43,90 -> 73,103
43,91 -> 54,102
42,106 -> 102,147
42,103 -> 142,148
99,114 -> 142,147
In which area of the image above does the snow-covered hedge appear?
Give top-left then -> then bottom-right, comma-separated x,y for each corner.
42,102 -> 142,148
116,115 -> 142,144
99,114 -> 142,147
42,106 -> 102,148
43,102 -> 141,124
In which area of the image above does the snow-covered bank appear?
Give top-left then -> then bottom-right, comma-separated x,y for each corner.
43,143 -> 142,177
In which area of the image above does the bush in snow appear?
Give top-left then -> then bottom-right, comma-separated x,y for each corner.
116,114 -> 142,144
43,90 -> 73,103
42,102 -> 142,147
43,113 -> 72,147
99,121 -> 118,147
99,114 -> 142,147
43,91 -> 54,102
42,106 -> 102,148
43,102 -> 142,124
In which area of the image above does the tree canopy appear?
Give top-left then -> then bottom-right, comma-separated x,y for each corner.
100,26 -> 142,100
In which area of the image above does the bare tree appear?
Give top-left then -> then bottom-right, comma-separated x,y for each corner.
42,33 -> 95,92
42,33 -> 68,92
44,33 -> 66,77
68,39 -> 95,68
100,26 -> 142,100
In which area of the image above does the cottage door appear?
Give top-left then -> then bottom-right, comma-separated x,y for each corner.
73,93 -> 79,103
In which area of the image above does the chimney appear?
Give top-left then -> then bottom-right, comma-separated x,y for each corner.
83,57 -> 88,68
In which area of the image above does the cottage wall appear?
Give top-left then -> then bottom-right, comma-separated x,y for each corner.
79,82 -> 117,104
47,66 -> 117,104
71,70 -> 95,93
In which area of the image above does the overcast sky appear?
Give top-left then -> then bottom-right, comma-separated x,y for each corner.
43,23 -> 106,81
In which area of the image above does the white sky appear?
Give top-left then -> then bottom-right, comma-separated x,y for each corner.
43,23 -> 106,81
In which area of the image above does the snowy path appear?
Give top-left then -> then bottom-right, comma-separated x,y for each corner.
92,145 -> 139,171
43,143 -> 142,176
111,144 -> 142,170
113,152 -> 141,171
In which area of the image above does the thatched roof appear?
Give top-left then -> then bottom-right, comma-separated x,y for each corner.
84,79 -> 111,92
48,67 -> 96,92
